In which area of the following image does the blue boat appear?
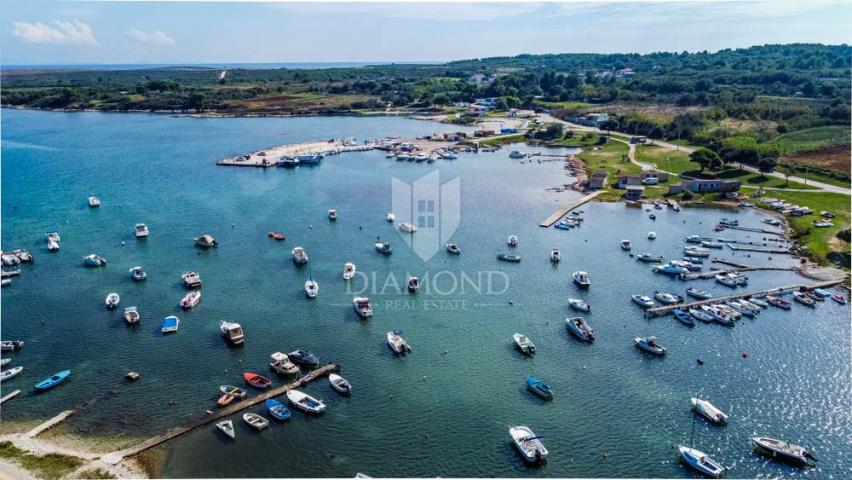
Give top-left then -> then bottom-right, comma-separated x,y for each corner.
554,221 -> 573,230
672,309 -> 695,327
526,375 -> 553,400
161,316 -> 179,334
265,398 -> 292,421
34,369 -> 71,392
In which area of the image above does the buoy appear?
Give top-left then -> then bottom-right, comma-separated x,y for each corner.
697,358 -> 704,365
508,300 -> 514,305
121,241 -> 125,246
742,352 -> 749,358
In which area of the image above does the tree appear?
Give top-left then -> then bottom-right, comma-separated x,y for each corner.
689,147 -> 722,173
541,123 -> 564,140
185,92 -> 206,112
757,157 -> 777,176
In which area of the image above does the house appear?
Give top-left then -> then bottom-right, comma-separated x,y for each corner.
468,74 -> 495,85
615,68 -> 635,79
474,97 -> 499,107
442,132 -> 467,142
625,185 -> 644,200
667,180 -> 741,194
571,113 -> 610,128
452,101 -> 470,108
473,129 -> 496,137
616,175 -> 643,189
588,171 -> 609,190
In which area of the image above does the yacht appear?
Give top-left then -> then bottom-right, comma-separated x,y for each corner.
269,352 -> 300,375
507,235 -> 519,247
621,240 -> 632,250
399,222 -> 417,233
292,247 -> 309,265
374,240 -> 392,255
135,223 -> 149,238
129,266 -> 147,281
407,276 -> 420,293
632,295 -> 655,308
446,243 -> 461,255
572,271 -> 590,288
386,212 -> 395,222
752,436 -> 817,467
123,306 -> 140,325
654,291 -> 683,304
509,426 -> 548,462
88,196 -> 101,207
550,248 -> 561,263
45,231 -> 61,251
715,274 -> 738,288
182,271 -> 202,289
181,291 -> 201,309
219,321 -> 245,345
304,278 -> 319,298
343,262 -> 356,280
105,292 -> 120,309
565,316 -> 595,342
328,209 -> 337,221
386,331 -> 412,355
353,296 -> 373,318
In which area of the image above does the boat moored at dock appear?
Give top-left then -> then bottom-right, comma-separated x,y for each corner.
244,372 -> 272,389
329,373 -> 352,394
288,349 -> 319,366
266,398 -> 292,420
632,295 -> 655,308
215,420 -> 235,439
243,413 -> 269,430
269,352 -> 300,375
287,389 -> 326,414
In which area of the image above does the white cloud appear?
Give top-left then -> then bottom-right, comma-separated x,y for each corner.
11,20 -> 98,45
125,28 -> 175,46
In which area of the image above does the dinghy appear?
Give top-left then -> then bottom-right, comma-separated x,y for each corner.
446,243 -> 461,255
217,385 -> 247,407
129,266 -> 147,281
374,240 -> 392,255
269,352 -> 300,375
752,436 -> 817,466
181,291 -> 201,309
343,262 -> 356,280
243,372 -> 272,389
509,426 -> 548,462
793,291 -> 815,307
549,248 -> 561,263
265,398 -> 291,421
568,298 -> 590,312
123,306 -> 140,325
292,246 -> 309,264
353,296 -> 373,318
526,376 -> 553,400
268,231 -> 286,241
635,336 -> 666,355
690,397 -> 728,424
88,196 -> 101,207
242,413 -> 269,430
565,317 -> 594,342
34,369 -> 71,391
0,366 -> 23,382
512,333 -> 535,355
387,331 -> 412,355
329,373 -> 352,394
161,316 -> 179,333
215,420 -> 235,439
287,389 -> 326,414
621,239 -> 632,250
105,292 -> 120,309
678,445 -> 726,478
672,309 -> 695,327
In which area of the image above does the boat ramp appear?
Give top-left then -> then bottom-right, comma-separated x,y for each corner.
539,191 -> 603,227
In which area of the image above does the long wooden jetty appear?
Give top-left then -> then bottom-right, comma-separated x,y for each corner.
0,389 -> 21,405
645,280 -> 842,317
102,363 -> 338,464
679,265 -> 796,281
539,191 -> 602,227
724,225 -> 785,236
27,410 -> 75,438
726,244 -> 791,254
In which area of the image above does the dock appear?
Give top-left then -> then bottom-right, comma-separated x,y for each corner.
679,265 -> 796,281
645,280 -> 842,317
726,244 -> 791,254
539,191 -> 603,227
0,389 -> 20,405
102,363 -> 338,464
723,225 -> 785,236
217,140 -> 351,167
27,410 -> 75,438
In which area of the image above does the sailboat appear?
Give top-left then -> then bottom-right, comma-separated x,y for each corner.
677,409 -> 727,478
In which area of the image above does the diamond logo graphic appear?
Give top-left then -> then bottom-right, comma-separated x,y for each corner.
391,170 -> 460,261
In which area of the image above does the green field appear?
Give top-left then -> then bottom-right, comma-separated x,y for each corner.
635,145 -> 696,174
768,126 -> 851,154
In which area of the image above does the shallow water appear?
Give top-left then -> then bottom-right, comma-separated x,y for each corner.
2,109 -> 849,478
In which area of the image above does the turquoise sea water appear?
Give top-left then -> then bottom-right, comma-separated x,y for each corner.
2,109 -> 850,478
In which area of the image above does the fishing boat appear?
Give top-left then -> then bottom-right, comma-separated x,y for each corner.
34,370 -> 71,392
550,248 -> 561,263
407,276 -> 420,293
181,291 -> 201,309
765,295 -> 792,310
715,274 -> 738,288
565,317 -> 594,342
105,292 -> 120,309
386,212 -> 395,222
678,445 -> 726,478
243,413 -> 269,430
672,309 -> 695,327
647,231 -> 657,240
161,316 -> 179,333
509,150 -> 525,159
554,220 -> 574,230
374,240 -> 392,255
568,298 -> 590,312
572,271 -> 590,288
88,196 -> 101,207
497,254 -> 521,262
686,287 -> 713,300
652,264 -> 688,275
386,331 -> 412,355
195,234 -> 218,248
217,386 -> 247,407
220,321 -> 245,346
287,389 -> 327,414
688,308 -> 715,323
343,262 -> 356,280
45,231 -> 60,251
135,223 -> 149,238
507,235 -> 518,247
690,397 -> 728,424
631,295 -> 655,308
621,240 -> 632,250
292,247 -> 309,264
793,291 -> 815,307
215,420 -> 235,439
832,293 -> 848,305
129,266 -> 147,281
0,366 -> 23,383
509,426 -> 548,462
83,254 -> 107,267
305,278 -> 319,298
718,218 -> 738,226
182,271 -> 202,289
268,231 -> 286,240
811,288 -> 831,298
329,373 -> 352,394
635,253 -> 663,263
399,222 -> 417,233
1,340 -> 24,352
265,398 -> 292,420
123,306 -> 140,325
269,352 -> 300,375
706,306 -> 735,326
512,333 -> 535,355
654,291 -> 683,304
353,296 -> 373,318
328,209 -> 337,221
752,436 -> 817,466
288,349 -> 319,366
244,372 -> 272,389
526,375 -> 553,400
446,243 -> 461,255
634,336 -> 666,355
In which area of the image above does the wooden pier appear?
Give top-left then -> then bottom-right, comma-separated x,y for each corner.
539,191 -> 603,227
27,410 -> 75,438
101,363 -> 338,464
0,389 -> 21,405
645,280 -> 842,317
723,225 -> 785,236
679,265 -> 796,281
726,244 -> 791,254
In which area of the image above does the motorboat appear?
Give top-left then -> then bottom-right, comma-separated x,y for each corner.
353,296 -> 373,318
763,218 -> 782,226
688,308 -> 715,323
765,295 -> 792,310
684,235 -> 705,244
123,306 -> 140,325
278,156 -> 299,167
568,298 -> 590,312
752,436 -> 817,466
268,231 -> 286,240
305,278 -> 319,298
735,299 -> 762,314
550,248 -> 561,263
684,256 -> 704,264
636,253 -> 663,263
269,352 -> 300,375
328,209 -> 337,221
725,301 -> 754,317
243,413 -> 269,430
631,295 -> 655,308
810,288 -> 831,299
652,264 -> 688,275
509,426 -> 548,462
329,373 -> 352,394
0,366 -> 23,383
497,254 -> 521,262
719,218 -> 738,226
684,246 -> 710,257
654,291 -> 683,304
161,316 -> 179,333
446,243 -> 461,255
181,291 -> 201,309
343,262 -> 356,280
509,150 -> 525,159
1,279 -> 11,288
399,222 -> 417,233
105,292 -> 120,309
9,250 -> 33,264
554,220 -> 574,230
195,234 -> 218,248
220,321 -> 245,345
374,240 -> 392,255
264,398 -> 292,421
216,420 -> 235,440
701,241 -> 724,249
635,336 -> 666,355
565,317 -> 594,342
244,372 -> 272,389
45,231 -> 60,251
88,196 -> 101,207
686,287 -> 713,300
567,211 -> 584,222
386,331 -> 412,355
0,359 -> 9,367
747,297 -> 769,308
83,254 -> 107,267
793,291 -> 815,307
512,333 -> 535,355
832,292 -> 848,305
678,445 -> 726,478
690,397 -> 729,424
292,247 -> 309,264
182,271 -> 202,289
526,376 -> 553,400
135,223 -> 149,238
1,253 -> 20,267
507,235 -> 518,247
647,231 -> 657,240
288,349 -> 319,366
572,271 -> 590,288
715,274 -> 738,288
296,153 -> 323,164
621,240 -> 632,250
287,389 -> 326,414
34,370 -> 71,392
407,276 -> 420,293
386,212 -> 395,222
648,213 -> 656,220
672,309 -> 695,326
732,273 -> 748,286
705,306 -> 735,326
129,266 -> 147,281
803,290 -> 823,302
1,340 -> 24,352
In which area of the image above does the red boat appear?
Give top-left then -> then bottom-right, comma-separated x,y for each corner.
714,225 -> 725,231
268,231 -> 286,241
243,372 -> 272,389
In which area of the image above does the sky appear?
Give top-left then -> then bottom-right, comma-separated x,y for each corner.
2,0 -> 851,65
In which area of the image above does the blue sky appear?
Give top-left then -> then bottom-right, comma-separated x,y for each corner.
3,1 -> 851,65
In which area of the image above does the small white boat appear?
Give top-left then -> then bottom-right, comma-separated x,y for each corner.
678,445 -> 726,478
550,248 -> 561,263
105,292 -> 120,309
407,276 -> 420,293
1,279 -> 10,288
654,291 -> 683,304
399,222 -> 417,233
287,389 -> 326,414
216,420 -> 235,440
509,150 -> 525,159
353,296 -> 373,318
269,352 -> 300,375
181,291 -> 201,309
292,247 -> 309,265
329,373 -> 352,394
568,298 -> 590,312
572,271 -> 590,288
690,397 -> 729,424
182,271 -> 202,289
123,306 -> 140,325
647,231 -> 657,240
1,341 -> 24,352
507,235 -> 518,247
374,240 -> 392,255
328,208 -> 337,220
88,196 -> 101,207
446,243 -> 461,255
305,278 -> 319,298
565,316 -> 595,342
512,333 -> 535,355
509,425 -> 548,462
135,223 -> 149,238
1,359 -> 10,366
129,266 -> 147,281
631,295 -> 655,308
715,274 -> 738,288
194,234 -> 218,248
343,262 -> 356,280
243,413 -> 269,430
220,321 -> 245,345
621,239 -> 632,250
83,254 -> 107,267
386,331 -> 412,355
45,231 -> 60,251
386,212 -> 395,222
0,366 -> 23,382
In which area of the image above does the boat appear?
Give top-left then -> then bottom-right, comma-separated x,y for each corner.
565,317 -> 595,341
631,295 -> 655,308
343,262 -> 356,280
353,296 -> 373,318
195,234 -> 218,248
719,218 -> 738,226
688,308 -> 715,323
554,220 -> 574,230
507,235 -> 518,247
287,389 -> 326,414
686,287 -> 713,300
10,249 -> 33,264
329,373 -> 352,394
305,278 -> 319,298
182,271 -> 202,289
621,240 -> 632,250
1,359 -> 10,367
634,336 -> 666,355
328,209 -> 337,221
648,213 -> 656,220
793,291 -> 815,307
725,301 -> 754,317
83,254 -> 107,267
385,212 -> 395,222
803,290 -> 823,302
654,291 -> 683,304
763,218 -> 782,226
278,156 -> 299,167
647,231 -> 657,240
672,309 -> 695,326
684,246 -> 710,257
1,340 -> 24,352
161,316 -> 179,333
653,264 -> 688,275
292,247 -> 309,264
832,292 -> 848,305
690,397 -> 728,424
738,298 -> 763,313
635,253 -> 663,263
568,298 -> 590,312
34,370 -> 71,392
105,292 -> 120,309
129,266 -> 147,281
509,150 -> 525,159
269,352 -> 300,375
550,248 -> 561,263
243,413 -> 269,430
215,420 -> 235,439
1,253 -> 20,267
512,333 -> 535,355
497,254 -> 521,262
572,271 -> 590,288
288,349 -> 319,366
705,306 -> 735,326
220,321 -> 245,345
88,196 -> 101,207
386,331 -> 412,355
1,279 -> 10,288
684,235 -> 705,244
446,243 -> 461,255
747,297 -> 769,308
526,375 -> 553,400
405,276 -> 420,293
678,445 -> 726,478
268,231 -> 286,240
399,222 -> 417,233
0,366 -> 23,382
811,288 -> 831,298
181,291 -> 201,309
135,223 -> 149,238
715,274 -> 738,288
700,241 -> 724,249
765,295 -> 792,310
752,436 -> 817,466
217,385 -> 247,407
45,231 -> 60,251
265,398 -> 292,421
296,153 -> 323,164
244,372 -> 272,389
123,306 -> 140,325
509,426 -> 548,462
374,240 -> 392,255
